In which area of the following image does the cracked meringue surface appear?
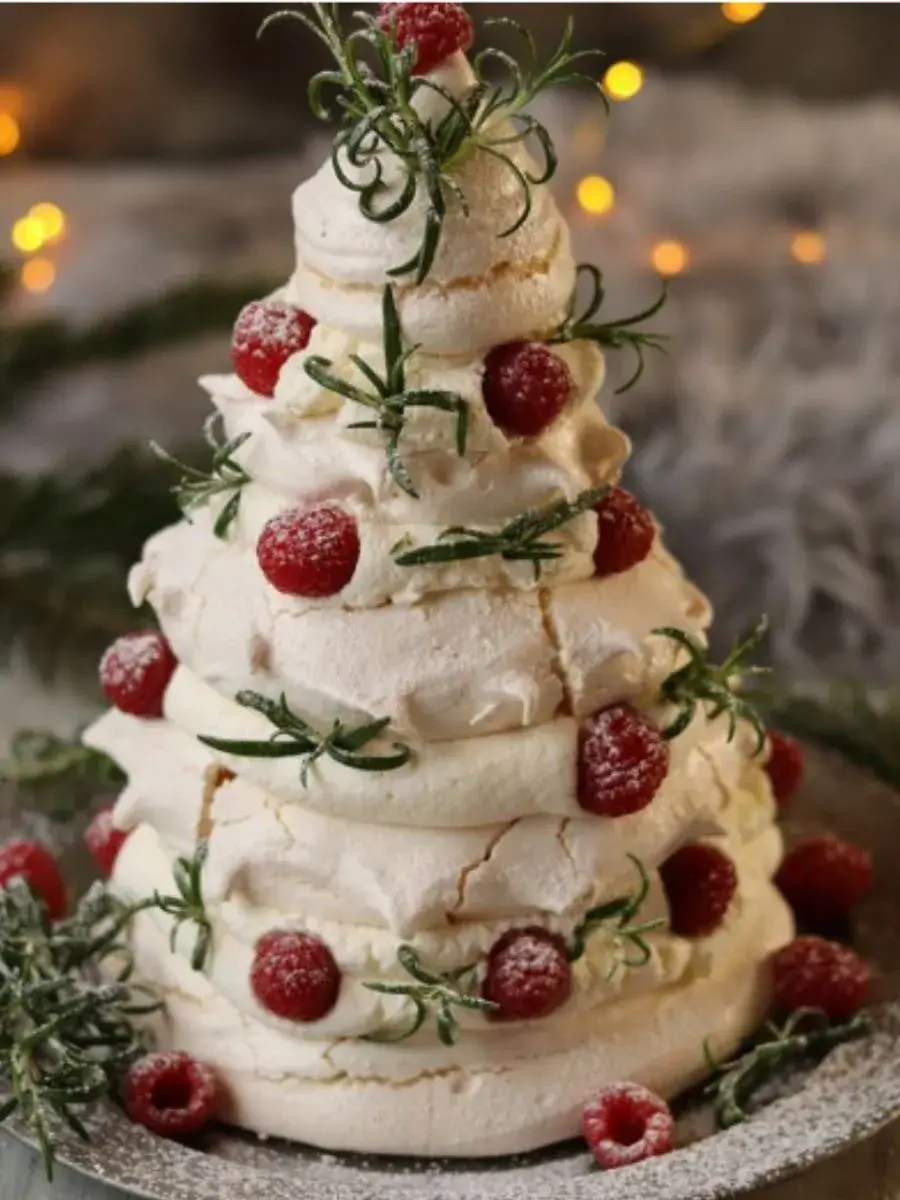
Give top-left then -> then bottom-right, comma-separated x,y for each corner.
84,40 -> 793,1158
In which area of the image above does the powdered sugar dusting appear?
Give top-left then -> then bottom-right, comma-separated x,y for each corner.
577,704 -> 670,817
100,631 -> 165,688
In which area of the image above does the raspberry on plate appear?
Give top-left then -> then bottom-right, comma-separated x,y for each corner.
660,843 -> 738,938
581,1082 -> 674,1170
378,2 -> 474,75
771,936 -> 872,1020
593,488 -> 655,577
124,1051 -> 218,1139
764,729 -> 804,808
577,703 -> 670,817
84,807 -> 130,878
0,839 -> 66,920
99,630 -> 177,718
482,927 -> 571,1020
481,341 -> 574,437
256,505 -> 360,598
776,835 -> 874,926
231,299 -> 316,398
251,929 -> 341,1022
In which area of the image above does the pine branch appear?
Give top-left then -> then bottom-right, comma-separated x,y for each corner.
0,731 -> 123,822
0,277 -> 277,421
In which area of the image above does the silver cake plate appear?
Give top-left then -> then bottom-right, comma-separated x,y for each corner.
4,745 -> 900,1200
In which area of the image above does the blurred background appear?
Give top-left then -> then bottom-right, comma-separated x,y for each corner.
2,1 -> 900,738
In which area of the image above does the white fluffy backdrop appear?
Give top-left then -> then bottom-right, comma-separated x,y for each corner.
3,76 -> 900,717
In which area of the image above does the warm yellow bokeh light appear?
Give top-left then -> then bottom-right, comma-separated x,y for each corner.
651,239 -> 690,277
790,230 -> 827,265
576,175 -> 615,217
0,84 -> 24,118
29,202 -> 66,243
21,257 -> 56,294
721,2 -> 766,25
0,112 -> 20,157
603,61 -> 644,102
11,216 -> 44,253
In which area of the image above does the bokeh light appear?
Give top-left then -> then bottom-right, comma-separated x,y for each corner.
721,3 -> 766,25
0,113 -> 20,157
790,230 -> 827,265
651,239 -> 690,276
576,175 -> 616,217
0,83 -> 24,118
603,61 -> 645,102
11,216 -> 44,253
20,257 -> 56,294
29,203 -> 67,243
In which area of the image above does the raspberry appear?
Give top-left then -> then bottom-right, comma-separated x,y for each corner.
124,1051 -> 218,1139
84,807 -> 130,878
99,630 -> 177,718
660,843 -> 738,937
581,1082 -> 674,1170
577,703 -> 670,817
481,342 -> 573,437
772,936 -> 872,1020
776,835 -> 873,926
231,299 -> 316,398
0,840 -> 66,920
251,929 -> 341,1022
256,505 -> 360,598
593,488 -> 655,577
482,927 -> 571,1020
764,730 -> 804,808
378,3 -> 474,75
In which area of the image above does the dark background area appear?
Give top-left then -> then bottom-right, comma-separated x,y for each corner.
3,3 -> 900,161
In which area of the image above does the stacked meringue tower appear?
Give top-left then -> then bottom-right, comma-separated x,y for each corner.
85,5 -> 793,1158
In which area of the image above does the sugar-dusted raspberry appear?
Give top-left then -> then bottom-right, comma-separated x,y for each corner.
660,842 -> 738,937
593,488 -> 655,577
84,807 -> 130,878
581,1082 -> 674,1170
99,630 -> 177,718
481,341 -> 574,437
256,505 -> 360,598
577,703 -> 670,818
482,926 -> 571,1020
772,936 -> 872,1020
776,835 -> 874,926
765,729 -> 804,808
251,929 -> 341,1022
124,1051 -> 218,1139
231,299 -> 316,398
378,2 -> 474,75
0,839 -> 66,920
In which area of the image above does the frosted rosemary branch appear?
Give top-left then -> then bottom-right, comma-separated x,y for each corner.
151,412 -> 251,539
568,855 -> 664,966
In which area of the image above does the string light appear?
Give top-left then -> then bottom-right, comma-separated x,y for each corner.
790,230 -> 827,265
721,2 -> 766,25
20,257 -> 56,294
0,112 -> 20,157
29,203 -> 66,244
651,239 -> 690,276
576,175 -> 615,216
603,61 -> 644,102
11,216 -> 44,254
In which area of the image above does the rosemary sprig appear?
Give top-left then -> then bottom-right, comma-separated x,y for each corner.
394,484 -> 609,580
151,413 -> 251,539
655,616 -> 770,751
0,879 -> 160,1179
149,842 -> 212,972
262,8 -> 602,283
705,1008 -> 872,1129
568,855 -> 664,966
364,944 -> 497,1046
304,286 -> 468,497
198,690 -> 413,787
548,265 -> 668,393
0,730 -> 123,821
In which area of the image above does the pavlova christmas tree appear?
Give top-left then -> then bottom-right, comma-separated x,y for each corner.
65,0 -> 859,1160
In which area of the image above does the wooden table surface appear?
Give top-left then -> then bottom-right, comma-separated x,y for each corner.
4,1123 -> 900,1200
